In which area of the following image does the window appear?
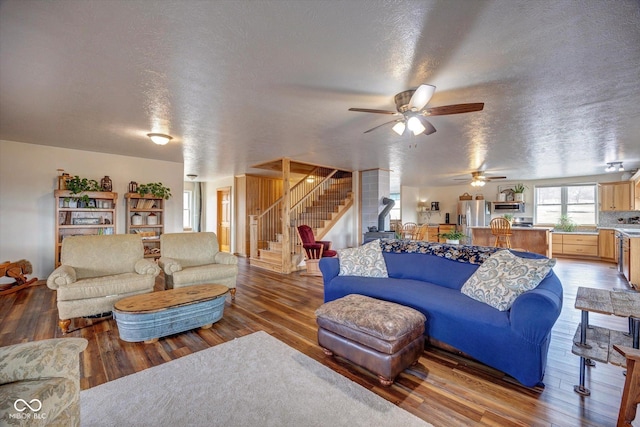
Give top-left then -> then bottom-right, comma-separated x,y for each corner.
535,184 -> 596,225
389,193 -> 401,220
183,190 -> 193,230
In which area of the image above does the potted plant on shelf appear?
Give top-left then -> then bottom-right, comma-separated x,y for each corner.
65,175 -> 101,207
439,230 -> 466,244
137,182 -> 172,200
503,214 -> 514,224
513,183 -> 527,202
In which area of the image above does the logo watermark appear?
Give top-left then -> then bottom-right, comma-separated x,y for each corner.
8,398 -> 47,421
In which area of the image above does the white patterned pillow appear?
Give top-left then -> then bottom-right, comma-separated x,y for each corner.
337,240 -> 388,278
461,250 -> 556,311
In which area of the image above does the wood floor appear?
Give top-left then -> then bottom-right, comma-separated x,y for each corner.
0,257 -> 635,426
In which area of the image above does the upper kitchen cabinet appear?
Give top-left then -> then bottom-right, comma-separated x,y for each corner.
599,181 -> 633,211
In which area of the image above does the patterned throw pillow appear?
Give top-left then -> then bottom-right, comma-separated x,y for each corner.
461,250 -> 556,311
337,240 -> 388,278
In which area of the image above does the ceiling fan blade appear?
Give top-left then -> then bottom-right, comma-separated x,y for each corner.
349,108 -> 398,115
423,103 -> 484,116
487,176 -> 507,180
417,116 -> 437,135
408,84 -> 435,111
363,119 -> 403,134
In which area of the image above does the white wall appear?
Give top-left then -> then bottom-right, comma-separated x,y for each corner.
0,140 -> 184,278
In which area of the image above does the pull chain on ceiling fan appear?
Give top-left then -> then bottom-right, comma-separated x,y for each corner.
349,84 -> 484,136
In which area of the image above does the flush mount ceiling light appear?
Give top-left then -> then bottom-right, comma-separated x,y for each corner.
147,133 -> 173,145
605,162 -> 624,172
186,174 -> 198,180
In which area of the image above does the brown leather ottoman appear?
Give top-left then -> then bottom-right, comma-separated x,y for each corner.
315,294 -> 426,386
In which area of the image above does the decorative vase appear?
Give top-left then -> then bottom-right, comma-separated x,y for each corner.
514,193 -> 524,202
446,239 -> 460,244
101,176 -> 112,192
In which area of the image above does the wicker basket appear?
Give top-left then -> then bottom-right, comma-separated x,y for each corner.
459,192 -> 473,200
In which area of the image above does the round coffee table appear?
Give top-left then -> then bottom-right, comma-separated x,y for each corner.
114,284 -> 229,343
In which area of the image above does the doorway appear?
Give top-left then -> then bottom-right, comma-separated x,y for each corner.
217,187 -> 231,252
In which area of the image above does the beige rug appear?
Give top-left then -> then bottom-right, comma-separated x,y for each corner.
81,331 -> 431,427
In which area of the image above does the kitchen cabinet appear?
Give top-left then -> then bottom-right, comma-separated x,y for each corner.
622,235 -> 640,289
54,190 -> 117,267
600,181 -> 633,211
438,224 -> 456,243
426,225 -> 440,242
598,229 -> 617,262
553,233 -> 598,257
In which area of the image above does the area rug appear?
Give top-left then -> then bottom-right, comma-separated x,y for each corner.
81,331 -> 431,427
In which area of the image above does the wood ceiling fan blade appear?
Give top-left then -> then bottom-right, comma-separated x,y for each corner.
486,176 -> 507,180
417,116 -> 437,135
363,119 -> 403,134
408,84 -> 435,111
348,108 -> 398,115
423,103 -> 484,116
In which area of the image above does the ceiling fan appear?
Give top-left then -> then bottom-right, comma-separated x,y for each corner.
348,84 -> 484,136
454,171 -> 507,187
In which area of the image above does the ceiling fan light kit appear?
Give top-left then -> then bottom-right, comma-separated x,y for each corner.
349,84 -> 483,136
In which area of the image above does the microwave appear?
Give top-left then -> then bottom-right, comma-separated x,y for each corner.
491,202 -> 525,213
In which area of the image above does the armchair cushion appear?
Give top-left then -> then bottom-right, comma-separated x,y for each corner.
0,338 -> 87,427
56,273 -> 157,301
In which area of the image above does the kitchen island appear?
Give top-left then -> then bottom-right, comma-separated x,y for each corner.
470,226 -> 553,257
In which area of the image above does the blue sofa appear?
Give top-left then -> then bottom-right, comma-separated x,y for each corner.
319,240 -> 563,387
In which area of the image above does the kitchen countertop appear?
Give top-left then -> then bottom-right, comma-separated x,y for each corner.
469,226 -> 553,231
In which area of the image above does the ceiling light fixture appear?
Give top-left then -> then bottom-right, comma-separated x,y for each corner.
186,174 -> 197,180
147,133 -> 173,145
470,179 -> 486,187
406,116 -> 426,135
392,122 -> 406,135
605,162 -> 624,172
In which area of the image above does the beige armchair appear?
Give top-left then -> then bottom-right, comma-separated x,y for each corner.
159,232 -> 238,298
47,234 -> 160,333
0,338 -> 88,427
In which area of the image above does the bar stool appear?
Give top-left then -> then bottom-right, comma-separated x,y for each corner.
490,217 -> 512,248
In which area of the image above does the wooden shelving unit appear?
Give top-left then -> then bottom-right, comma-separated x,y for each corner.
54,190 -> 117,267
125,193 -> 165,259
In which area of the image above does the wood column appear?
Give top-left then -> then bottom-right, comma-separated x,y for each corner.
281,158 -> 292,274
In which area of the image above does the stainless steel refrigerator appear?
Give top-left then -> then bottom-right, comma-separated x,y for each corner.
457,200 -> 490,244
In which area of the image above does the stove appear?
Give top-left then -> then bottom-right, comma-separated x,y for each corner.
512,217 -> 533,228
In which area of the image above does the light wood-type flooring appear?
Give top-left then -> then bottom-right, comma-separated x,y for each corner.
0,257 -> 635,426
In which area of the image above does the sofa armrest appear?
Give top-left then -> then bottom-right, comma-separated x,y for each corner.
46,265 -> 77,289
214,252 -> 238,265
510,275 -> 563,343
0,338 -> 88,384
158,257 -> 182,275
320,257 -> 340,282
135,259 -> 161,276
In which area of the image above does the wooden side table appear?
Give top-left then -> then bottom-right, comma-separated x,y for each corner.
572,287 -> 640,396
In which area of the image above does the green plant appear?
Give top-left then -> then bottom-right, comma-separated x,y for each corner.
65,175 -> 101,205
137,182 -> 172,199
439,230 -> 466,241
513,183 -> 528,193
503,214 -> 514,223
555,214 -> 577,232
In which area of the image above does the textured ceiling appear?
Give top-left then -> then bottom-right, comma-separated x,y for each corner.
1,0 -> 639,189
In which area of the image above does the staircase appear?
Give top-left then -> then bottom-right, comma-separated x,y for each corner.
249,171 -> 353,274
